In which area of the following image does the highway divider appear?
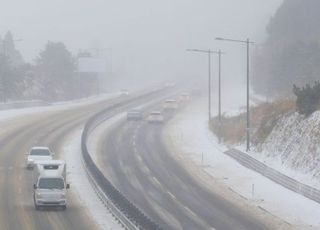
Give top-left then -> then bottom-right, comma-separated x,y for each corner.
81,90 -> 165,230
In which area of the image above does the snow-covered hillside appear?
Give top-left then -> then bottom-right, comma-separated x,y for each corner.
257,111 -> 320,183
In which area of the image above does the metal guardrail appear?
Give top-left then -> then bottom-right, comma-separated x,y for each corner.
225,148 -> 320,203
81,91 -> 164,230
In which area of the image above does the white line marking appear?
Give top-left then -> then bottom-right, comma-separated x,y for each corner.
184,206 -> 197,217
167,191 -> 177,200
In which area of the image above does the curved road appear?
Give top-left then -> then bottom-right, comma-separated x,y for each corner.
97,108 -> 271,230
0,97 -> 129,230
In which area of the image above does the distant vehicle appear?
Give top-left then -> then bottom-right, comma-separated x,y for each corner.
163,99 -> 178,110
127,109 -> 143,120
33,160 -> 70,210
26,147 -> 54,169
164,82 -> 176,88
120,89 -> 129,96
147,111 -> 164,123
179,93 -> 190,102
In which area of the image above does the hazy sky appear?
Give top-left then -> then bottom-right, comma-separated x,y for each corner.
0,0 -> 283,86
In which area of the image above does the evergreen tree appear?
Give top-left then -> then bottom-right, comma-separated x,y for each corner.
35,41 -> 75,101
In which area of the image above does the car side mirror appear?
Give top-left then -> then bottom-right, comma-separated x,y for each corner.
33,184 -> 37,189
66,184 -> 70,189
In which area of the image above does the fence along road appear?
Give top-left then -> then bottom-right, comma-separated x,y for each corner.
225,148 -> 320,203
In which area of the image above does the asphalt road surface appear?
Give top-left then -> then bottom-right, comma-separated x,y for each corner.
0,97 -> 126,230
98,110 -> 271,230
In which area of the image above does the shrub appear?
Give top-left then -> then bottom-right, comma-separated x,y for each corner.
293,82 -> 320,116
209,99 -> 295,145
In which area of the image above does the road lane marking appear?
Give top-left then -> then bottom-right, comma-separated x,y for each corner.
167,191 -> 177,200
152,177 -> 162,188
184,206 -> 197,217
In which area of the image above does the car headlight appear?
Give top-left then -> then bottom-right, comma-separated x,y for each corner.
36,192 -> 42,198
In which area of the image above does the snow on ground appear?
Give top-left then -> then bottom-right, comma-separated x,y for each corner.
242,111 -> 320,189
62,128 -> 122,230
0,92 -> 125,229
0,92 -> 119,123
87,113 -> 126,166
165,97 -> 320,230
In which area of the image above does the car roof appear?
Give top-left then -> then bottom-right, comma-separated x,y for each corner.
150,111 -> 161,114
129,108 -> 142,111
36,160 -> 65,165
31,146 -> 50,150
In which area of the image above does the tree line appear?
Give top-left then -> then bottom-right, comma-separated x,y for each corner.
253,0 -> 320,97
0,31 -> 101,102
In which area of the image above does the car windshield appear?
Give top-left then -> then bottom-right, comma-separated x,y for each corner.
30,149 -> 51,156
38,178 -> 64,189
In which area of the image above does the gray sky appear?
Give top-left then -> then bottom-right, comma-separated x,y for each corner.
0,0 -> 283,86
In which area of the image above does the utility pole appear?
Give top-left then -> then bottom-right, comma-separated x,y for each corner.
208,50 -> 211,119
218,49 -> 222,144
215,37 -> 254,151
246,39 -> 250,152
187,48 -> 225,141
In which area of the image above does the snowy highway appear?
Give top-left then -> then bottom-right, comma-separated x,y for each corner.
89,100 -> 275,230
0,101 -> 111,229
0,89 -> 311,230
0,90 -> 163,230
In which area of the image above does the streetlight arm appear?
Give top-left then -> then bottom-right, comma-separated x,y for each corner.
215,37 -> 254,44
186,49 -> 224,54
186,49 -> 210,53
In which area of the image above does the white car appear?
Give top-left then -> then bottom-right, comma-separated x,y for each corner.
120,89 -> 129,96
147,111 -> 164,123
33,160 -> 69,210
163,99 -> 178,110
179,93 -> 190,102
26,147 -> 54,169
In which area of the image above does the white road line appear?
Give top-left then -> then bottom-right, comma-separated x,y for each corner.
136,154 -> 142,162
184,206 -> 197,217
167,191 -> 177,200
152,176 -> 162,188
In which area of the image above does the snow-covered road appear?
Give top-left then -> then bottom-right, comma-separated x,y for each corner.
164,98 -> 320,230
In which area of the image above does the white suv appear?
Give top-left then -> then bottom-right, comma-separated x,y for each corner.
26,147 -> 54,169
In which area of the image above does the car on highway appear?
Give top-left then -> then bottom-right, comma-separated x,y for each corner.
147,111 -> 164,123
33,160 -> 70,210
26,146 -> 54,169
162,99 -> 178,110
120,88 -> 129,96
179,93 -> 190,102
127,108 -> 144,120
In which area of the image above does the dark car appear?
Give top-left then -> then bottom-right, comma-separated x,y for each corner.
127,109 -> 143,120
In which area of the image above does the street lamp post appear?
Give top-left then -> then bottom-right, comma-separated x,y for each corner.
186,49 -> 224,143
217,49 -> 224,144
186,49 -> 223,122
186,49 -> 214,121
215,37 -> 254,151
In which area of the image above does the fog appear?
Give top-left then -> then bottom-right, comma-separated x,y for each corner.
0,0 -> 283,89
